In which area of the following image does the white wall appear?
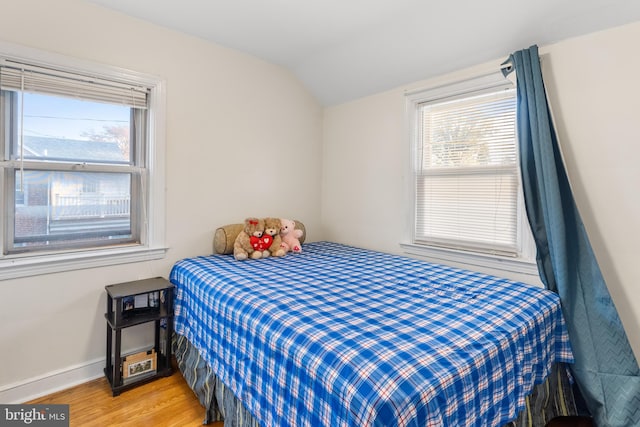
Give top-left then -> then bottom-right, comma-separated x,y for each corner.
0,0 -> 322,399
322,22 -> 640,359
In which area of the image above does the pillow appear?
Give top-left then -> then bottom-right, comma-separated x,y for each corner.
213,220 -> 306,255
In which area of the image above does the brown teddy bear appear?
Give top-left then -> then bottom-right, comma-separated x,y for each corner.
234,217 -> 266,260
263,217 -> 286,257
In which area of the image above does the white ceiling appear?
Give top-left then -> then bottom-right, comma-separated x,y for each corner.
86,0 -> 640,106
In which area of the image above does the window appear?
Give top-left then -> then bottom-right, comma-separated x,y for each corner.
0,43 -> 166,279
406,72 -> 534,267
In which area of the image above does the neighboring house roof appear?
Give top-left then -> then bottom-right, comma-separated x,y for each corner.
23,135 -> 126,163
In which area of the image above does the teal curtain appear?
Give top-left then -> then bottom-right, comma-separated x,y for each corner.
503,45 -> 640,427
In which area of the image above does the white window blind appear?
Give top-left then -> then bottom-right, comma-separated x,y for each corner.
0,58 -> 149,108
415,86 -> 518,256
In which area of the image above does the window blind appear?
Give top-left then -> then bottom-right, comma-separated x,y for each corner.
0,58 -> 148,108
415,88 -> 518,256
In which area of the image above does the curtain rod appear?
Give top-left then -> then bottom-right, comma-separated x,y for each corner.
500,61 -> 513,70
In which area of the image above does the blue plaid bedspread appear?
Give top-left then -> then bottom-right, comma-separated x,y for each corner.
170,241 -> 574,427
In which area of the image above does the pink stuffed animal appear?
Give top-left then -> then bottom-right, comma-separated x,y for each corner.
280,218 -> 303,253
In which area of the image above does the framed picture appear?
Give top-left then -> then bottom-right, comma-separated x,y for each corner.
122,296 -> 135,314
149,291 -> 159,308
123,349 -> 156,380
134,293 -> 148,309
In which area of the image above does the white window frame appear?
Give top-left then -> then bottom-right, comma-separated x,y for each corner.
402,72 -> 538,279
0,42 -> 167,280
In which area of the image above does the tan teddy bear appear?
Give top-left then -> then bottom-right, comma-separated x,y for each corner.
234,217 -> 266,260
263,217 -> 286,257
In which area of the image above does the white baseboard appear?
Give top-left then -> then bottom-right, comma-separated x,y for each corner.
0,357 -> 105,404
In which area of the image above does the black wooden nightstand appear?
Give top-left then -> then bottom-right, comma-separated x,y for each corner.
104,277 -> 174,396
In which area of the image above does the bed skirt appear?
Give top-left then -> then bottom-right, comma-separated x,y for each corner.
173,333 -> 579,427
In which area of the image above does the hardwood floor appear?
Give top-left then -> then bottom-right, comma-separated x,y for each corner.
27,367 -> 224,427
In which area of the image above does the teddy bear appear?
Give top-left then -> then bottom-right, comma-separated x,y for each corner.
233,217 -> 266,260
263,217 -> 286,257
280,218 -> 303,254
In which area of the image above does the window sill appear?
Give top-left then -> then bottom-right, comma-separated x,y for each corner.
400,242 -> 540,283
0,246 -> 168,281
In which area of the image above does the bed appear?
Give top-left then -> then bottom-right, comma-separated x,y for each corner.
170,241 -> 576,427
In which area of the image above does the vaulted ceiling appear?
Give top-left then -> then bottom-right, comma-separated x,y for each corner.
86,0 -> 640,106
